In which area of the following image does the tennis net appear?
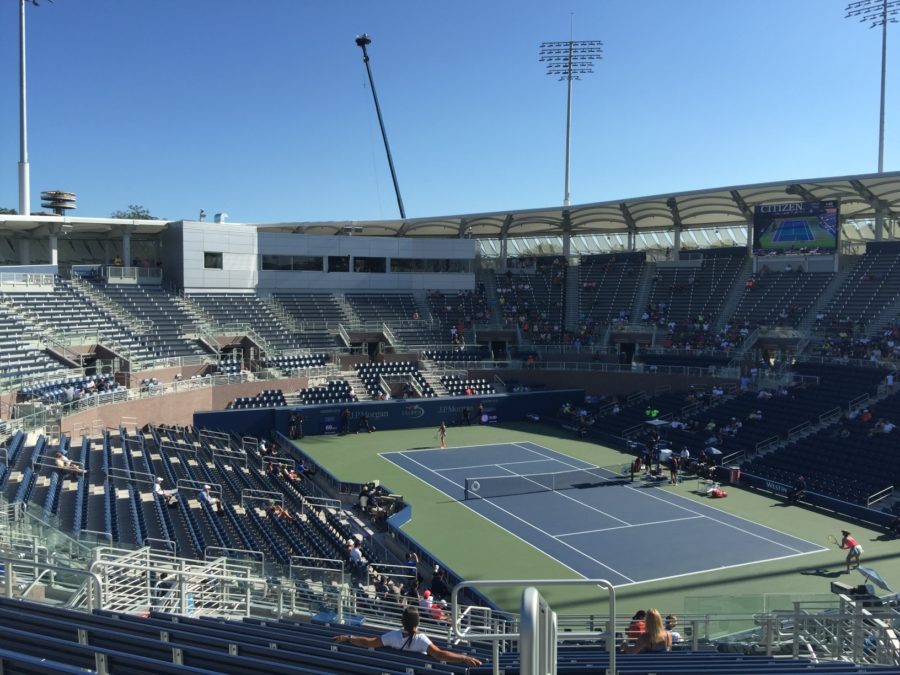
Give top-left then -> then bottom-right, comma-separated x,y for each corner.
464,463 -> 630,500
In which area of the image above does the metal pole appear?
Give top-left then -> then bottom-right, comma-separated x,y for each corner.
846,0 -> 898,173
18,0 -> 31,216
356,34 -> 406,220
540,39 -> 602,208
878,0 -> 887,173
563,43 -> 573,207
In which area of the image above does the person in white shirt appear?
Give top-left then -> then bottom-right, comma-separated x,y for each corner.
348,541 -> 365,566
333,606 -> 481,666
153,477 -> 177,506
666,614 -> 683,643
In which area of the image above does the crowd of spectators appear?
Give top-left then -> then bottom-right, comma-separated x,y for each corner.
815,322 -> 900,364
426,285 -> 490,333
496,258 -> 567,344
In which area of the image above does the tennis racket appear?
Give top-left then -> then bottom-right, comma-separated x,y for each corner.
827,534 -> 839,547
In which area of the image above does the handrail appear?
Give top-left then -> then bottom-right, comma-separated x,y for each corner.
0,272 -> 55,288
452,578 -> 616,675
337,323 -> 351,347
382,322 -> 397,346
0,554 -> 104,610
867,485 -> 894,507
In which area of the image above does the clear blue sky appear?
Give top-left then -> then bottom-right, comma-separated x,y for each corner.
0,0 -> 895,223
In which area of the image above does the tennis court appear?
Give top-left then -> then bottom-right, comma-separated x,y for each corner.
383,441 -> 825,587
772,218 -> 814,243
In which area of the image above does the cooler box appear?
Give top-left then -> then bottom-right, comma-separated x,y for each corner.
728,466 -> 741,485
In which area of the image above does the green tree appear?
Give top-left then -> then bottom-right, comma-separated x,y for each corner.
111,204 -> 159,220
0,208 -> 17,215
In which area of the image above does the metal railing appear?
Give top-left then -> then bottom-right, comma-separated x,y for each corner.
452,578 -> 616,675
101,266 -> 163,284
0,272 -> 55,289
337,323 -> 351,346
90,546 -> 267,618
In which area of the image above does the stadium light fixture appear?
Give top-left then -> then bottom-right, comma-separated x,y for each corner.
846,0 -> 899,173
539,37 -> 602,207
355,34 -> 406,220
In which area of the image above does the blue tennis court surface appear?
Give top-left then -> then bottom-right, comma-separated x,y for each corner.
773,218 -> 813,242
382,441 -> 825,587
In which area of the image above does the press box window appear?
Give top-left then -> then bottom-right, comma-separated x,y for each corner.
353,256 -> 386,273
328,256 -> 350,273
204,252 -> 223,269
261,255 -> 292,271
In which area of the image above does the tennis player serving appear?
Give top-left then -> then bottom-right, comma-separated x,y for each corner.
837,530 -> 863,572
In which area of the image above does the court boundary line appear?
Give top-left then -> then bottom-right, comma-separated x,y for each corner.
513,442 -> 824,555
556,515 -> 704,538
381,452 -> 590,583
392,450 -> 636,584
492,462 -> 631,527
378,448 -> 587,579
625,480 -> 828,554
432,458 -> 554,474
383,442 -> 826,588
612,548 -> 825,591
394,440 -> 546,455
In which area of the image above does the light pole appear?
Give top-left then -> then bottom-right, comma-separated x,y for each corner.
540,39 -> 602,207
846,0 -> 899,174
355,34 -> 406,220
18,0 -> 32,216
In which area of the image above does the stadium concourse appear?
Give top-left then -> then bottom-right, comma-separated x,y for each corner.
1,173 -> 900,671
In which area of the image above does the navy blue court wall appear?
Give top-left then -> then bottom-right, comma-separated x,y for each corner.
194,389 -> 585,439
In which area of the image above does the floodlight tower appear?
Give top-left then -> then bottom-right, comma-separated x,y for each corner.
540,38 -> 603,207
846,0 -> 899,173
355,34 -> 406,220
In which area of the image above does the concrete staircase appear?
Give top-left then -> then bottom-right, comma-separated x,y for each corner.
417,362 -> 451,396
564,267 -> 581,331
713,256 -> 753,332
796,262 -> 856,333
630,262 -> 657,325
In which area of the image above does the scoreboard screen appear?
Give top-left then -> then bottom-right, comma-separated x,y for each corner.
753,200 -> 839,256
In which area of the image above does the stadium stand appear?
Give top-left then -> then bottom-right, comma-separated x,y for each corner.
299,379 -> 357,404
729,270 -> 834,329
495,257 -> 567,344
231,389 -> 287,409
646,248 -> 747,326
817,244 -> 900,333
92,283 -> 206,357
5,279 -> 159,363
578,252 -> 646,326
356,361 -> 436,398
187,292 -> 308,352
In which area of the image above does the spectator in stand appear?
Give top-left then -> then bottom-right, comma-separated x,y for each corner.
200,484 -> 224,515
430,566 -> 451,600
153,477 -> 177,507
348,540 -> 366,568
626,610 -> 647,639
333,606 -> 482,666
625,609 -> 672,653
55,451 -> 86,477
266,501 -> 294,522
665,615 -> 683,643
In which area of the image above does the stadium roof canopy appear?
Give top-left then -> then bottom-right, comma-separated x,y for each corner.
0,171 -> 898,240
257,171 -> 900,239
